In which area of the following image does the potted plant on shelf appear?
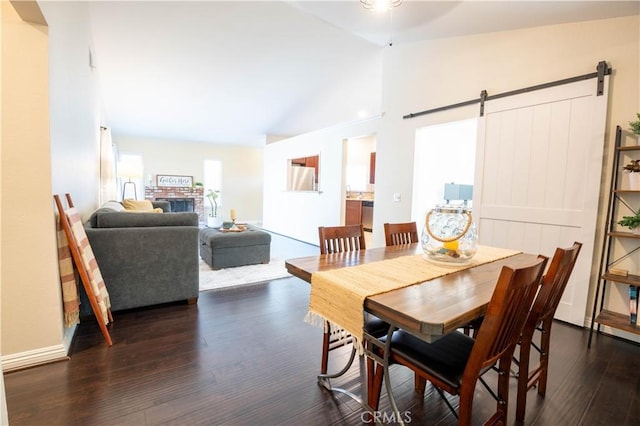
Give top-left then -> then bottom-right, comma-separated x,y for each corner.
623,159 -> 640,190
206,189 -> 222,228
618,211 -> 640,235
629,113 -> 640,143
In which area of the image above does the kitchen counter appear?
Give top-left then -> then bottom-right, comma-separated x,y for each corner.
346,190 -> 374,201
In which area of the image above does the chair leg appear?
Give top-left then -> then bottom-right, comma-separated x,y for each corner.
321,321 -> 330,374
367,362 -> 384,411
495,355 -> 512,425
516,334 -> 533,422
414,374 -> 426,395
538,319 -> 553,397
457,379 -> 477,426
380,326 -> 409,426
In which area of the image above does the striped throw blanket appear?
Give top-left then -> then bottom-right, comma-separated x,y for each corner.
305,245 -> 521,351
56,216 -> 80,327
65,208 -> 111,326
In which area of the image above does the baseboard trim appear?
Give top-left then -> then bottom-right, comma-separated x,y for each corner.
2,344 -> 69,372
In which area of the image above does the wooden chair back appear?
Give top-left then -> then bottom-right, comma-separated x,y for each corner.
515,242 -> 582,422
469,256 -> 547,375
383,222 -> 419,246
318,224 -> 366,254
317,223 -> 368,373
368,255 -> 548,425
457,256 -> 547,424
531,242 -> 582,324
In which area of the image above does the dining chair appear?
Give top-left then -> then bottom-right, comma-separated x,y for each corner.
316,224 -> 389,402
515,242 -> 582,422
366,255 -> 548,425
317,224 -> 374,374
318,223 -> 366,255
317,223 -> 367,374
383,222 -> 419,246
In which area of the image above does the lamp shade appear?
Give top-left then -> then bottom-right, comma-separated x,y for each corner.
117,157 -> 143,179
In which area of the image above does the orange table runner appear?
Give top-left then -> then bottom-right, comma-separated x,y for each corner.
305,245 -> 521,350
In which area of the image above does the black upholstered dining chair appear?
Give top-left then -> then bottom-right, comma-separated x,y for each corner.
366,255 -> 548,425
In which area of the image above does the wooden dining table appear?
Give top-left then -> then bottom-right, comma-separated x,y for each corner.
285,242 -> 539,344
285,242 -> 539,409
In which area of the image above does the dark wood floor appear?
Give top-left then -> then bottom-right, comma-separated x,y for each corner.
5,232 -> 640,425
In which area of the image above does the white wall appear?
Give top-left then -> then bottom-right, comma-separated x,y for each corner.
375,15 -> 639,321
42,1 -> 102,218
1,1 -> 69,372
263,118 -> 380,244
115,136 -> 264,223
264,16 -> 640,325
0,0 -> 103,373
374,15 -> 639,246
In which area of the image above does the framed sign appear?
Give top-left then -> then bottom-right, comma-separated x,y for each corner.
156,175 -> 193,188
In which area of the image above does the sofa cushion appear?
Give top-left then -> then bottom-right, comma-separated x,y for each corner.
123,199 -> 155,211
199,227 -> 271,248
102,200 -> 125,211
126,208 -> 164,214
95,211 -> 198,228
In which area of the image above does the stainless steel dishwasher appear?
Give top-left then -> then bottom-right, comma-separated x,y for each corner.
362,200 -> 374,232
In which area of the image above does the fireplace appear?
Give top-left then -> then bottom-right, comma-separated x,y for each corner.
157,198 -> 194,213
145,186 -> 204,222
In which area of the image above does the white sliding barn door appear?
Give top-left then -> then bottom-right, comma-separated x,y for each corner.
474,77 -> 608,326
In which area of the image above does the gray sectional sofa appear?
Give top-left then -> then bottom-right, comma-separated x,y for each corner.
80,201 -> 200,316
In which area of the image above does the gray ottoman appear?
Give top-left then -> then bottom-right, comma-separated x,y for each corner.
199,226 -> 271,270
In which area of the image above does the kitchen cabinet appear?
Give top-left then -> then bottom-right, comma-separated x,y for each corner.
345,199 -> 373,232
369,152 -> 376,184
345,200 -> 362,226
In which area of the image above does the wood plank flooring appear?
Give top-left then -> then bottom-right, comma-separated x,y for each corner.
4,231 -> 640,425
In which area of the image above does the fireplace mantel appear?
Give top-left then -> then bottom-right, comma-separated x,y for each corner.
145,186 -> 204,222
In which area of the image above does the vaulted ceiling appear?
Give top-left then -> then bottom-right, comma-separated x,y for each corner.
86,1 -> 639,146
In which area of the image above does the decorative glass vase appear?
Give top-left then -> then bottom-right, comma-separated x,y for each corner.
421,205 -> 478,263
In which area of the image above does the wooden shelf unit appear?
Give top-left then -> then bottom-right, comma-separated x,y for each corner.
593,309 -> 640,335
588,125 -> 640,347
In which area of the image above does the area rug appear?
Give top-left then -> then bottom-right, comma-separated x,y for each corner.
199,258 -> 291,292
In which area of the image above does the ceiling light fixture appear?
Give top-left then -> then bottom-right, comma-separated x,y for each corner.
360,0 -> 402,12
360,0 -> 402,46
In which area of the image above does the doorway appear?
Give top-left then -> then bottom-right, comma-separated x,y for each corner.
411,118 -> 478,228
345,134 -> 376,244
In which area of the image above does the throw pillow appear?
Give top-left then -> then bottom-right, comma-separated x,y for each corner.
122,199 -> 154,211
101,200 -> 125,212
126,207 -> 164,214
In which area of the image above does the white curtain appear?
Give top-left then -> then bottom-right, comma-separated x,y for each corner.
99,127 -> 118,204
